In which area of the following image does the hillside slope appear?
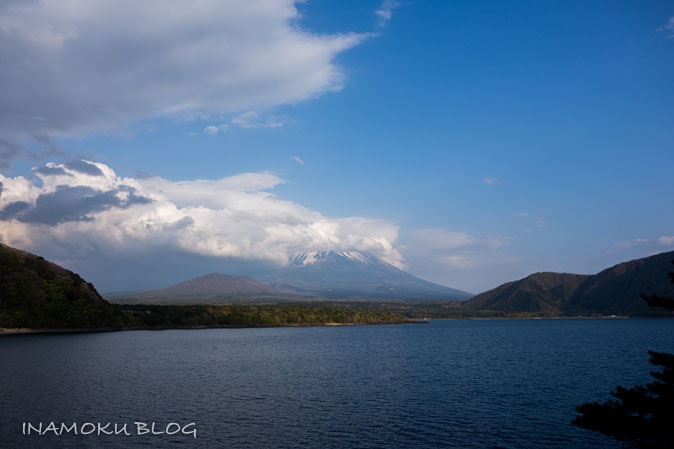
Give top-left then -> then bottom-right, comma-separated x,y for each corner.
463,251 -> 674,316
113,273 -> 284,304
0,244 -> 124,328
566,251 -> 674,315
463,272 -> 590,314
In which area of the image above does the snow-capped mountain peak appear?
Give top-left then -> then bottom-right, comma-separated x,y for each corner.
288,250 -> 379,267
263,249 -> 473,300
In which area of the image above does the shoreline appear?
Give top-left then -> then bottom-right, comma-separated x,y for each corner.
0,320 -> 422,336
3,315 -> 669,336
431,315 -> 633,321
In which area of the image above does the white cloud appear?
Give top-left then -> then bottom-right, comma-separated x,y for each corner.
614,240 -> 640,249
611,236 -> 674,252
231,110 -> 286,129
203,123 -> 229,135
658,236 -> 674,246
0,0 -> 368,164
397,227 -> 514,292
375,0 -> 401,26
203,126 -> 220,136
482,177 -> 499,185
203,111 -> 285,134
659,16 -> 674,38
293,156 -> 305,165
401,227 -> 510,270
0,160 -> 403,268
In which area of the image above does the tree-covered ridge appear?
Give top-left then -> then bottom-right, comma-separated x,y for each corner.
463,251 -> 674,317
0,243 -> 124,329
121,304 -> 410,328
0,244 -> 411,330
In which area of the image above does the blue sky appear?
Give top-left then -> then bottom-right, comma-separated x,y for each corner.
1,0 -> 673,293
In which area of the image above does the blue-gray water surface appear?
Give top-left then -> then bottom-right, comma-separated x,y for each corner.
1,319 -> 673,448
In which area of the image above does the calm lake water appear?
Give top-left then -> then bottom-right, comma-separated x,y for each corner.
1,319 -> 673,448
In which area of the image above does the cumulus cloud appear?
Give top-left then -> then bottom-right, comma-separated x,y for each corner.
0,160 -> 403,268
2,185 -> 150,225
0,0 -> 368,166
375,0 -> 401,26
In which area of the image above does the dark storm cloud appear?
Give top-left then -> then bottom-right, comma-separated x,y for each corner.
0,138 -> 26,169
32,165 -> 69,176
64,160 -> 104,176
31,133 -> 66,157
0,185 -> 152,225
1,134 -> 65,168
0,201 -> 31,220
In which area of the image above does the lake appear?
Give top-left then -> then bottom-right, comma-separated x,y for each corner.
1,319 -> 673,448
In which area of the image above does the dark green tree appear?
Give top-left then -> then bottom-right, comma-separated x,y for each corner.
573,261 -> 674,449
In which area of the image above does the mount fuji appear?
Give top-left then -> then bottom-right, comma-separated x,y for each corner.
258,250 -> 473,300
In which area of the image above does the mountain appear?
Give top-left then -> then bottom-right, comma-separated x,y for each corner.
0,244 -> 410,330
463,251 -> 674,316
463,272 -> 591,315
566,251 -> 674,315
259,250 -> 473,300
0,243 -> 123,329
110,273 -> 284,304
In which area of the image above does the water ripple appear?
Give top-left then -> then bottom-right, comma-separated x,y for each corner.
1,319 -> 673,448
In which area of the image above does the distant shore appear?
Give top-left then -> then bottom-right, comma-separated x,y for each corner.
4,315 -> 664,336
453,315 -> 632,320
0,320 -> 422,336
